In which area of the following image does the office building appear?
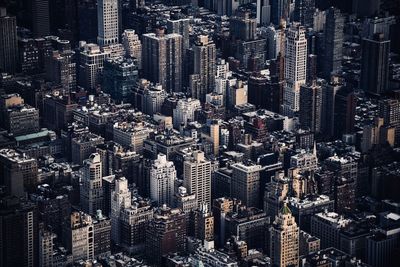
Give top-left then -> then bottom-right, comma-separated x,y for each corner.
257,0 -> 271,25
113,122 -> 153,154
97,0 -> 119,46
190,203 -> 214,242
0,8 -> 18,74
321,77 -> 343,137
294,0 -> 315,28
231,163 -> 262,208
264,171 -> 290,218
299,82 -> 322,133
0,198 -> 38,267
78,42 -> 110,90
334,86 -> 356,138
93,210 -> 111,257
360,33 -> 390,96
150,154 -> 177,206
145,206 -> 187,265
379,99 -> 400,145
80,153 -> 104,215
102,57 -> 139,102
120,199 -> 154,252
283,23 -> 307,115
167,17 -> 190,51
71,133 -> 105,165
32,0 -> 50,37
111,177 -> 131,244
39,229 -> 56,267
63,211 -> 94,262
183,151 -> 212,208
270,203 -> 299,267
142,30 -> 183,93
322,7 -> 344,79
45,48 -> 76,93
0,94 -> 40,136
191,35 -> 216,102
173,98 -> 201,128
271,0 -> 288,25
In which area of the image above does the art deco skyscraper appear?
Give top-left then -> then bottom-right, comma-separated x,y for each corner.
110,177 -> 131,244
142,29 -> 183,93
183,151 -> 212,208
283,23 -> 307,115
0,8 -> 18,74
80,153 -> 104,215
97,0 -> 119,46
191,35 -> 216,102
270,203 -> 299,267
150,154 -> 177,206
122,29 -> 142,68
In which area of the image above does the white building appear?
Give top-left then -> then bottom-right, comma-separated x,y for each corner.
283,23 -> 307,115
173,98 -> 201,129
110,177 -> 131,244
150,154 -> 177,206
183,151 -> 212,208
80,153 -> 104,215
122,29 -> 142,68
97,0 -> 119,46
113,121 -> 153,153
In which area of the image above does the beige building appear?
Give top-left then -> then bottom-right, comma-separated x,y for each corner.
270,203 -> 299,267
113,121 -> 153,153
183,151 -> 212,208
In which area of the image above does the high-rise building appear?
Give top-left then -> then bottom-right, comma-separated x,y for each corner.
322,7 -> 344,79
112,121 -> 153,154
63,211 -> 94,262
78,0 -> 98,43
191,35 -> 216,102
190,203 -> 214,242
142,30 -> 183,93
264,171 -> 290,218
294,0 -> 315,28
102,57 -> 139,102
78,42 -> 110,90
45,48 -> 76,94
39,229 -> 56,267
0,198 -> 38,267
333,86 -> 356,138
283,23 -> 307,115
122,29 -> 142,68
257,0 -> 271,25
270,203 -> 299,267
172,98 -> 201,128
167,18 -> 190,51
299,82 -> 322,133
80,153 -> 104,215
132,79 -> 168,116
0,8 -> 18,74
183,151 -> 212,208
150,154 -> 177,206
321,76 -> 343,137
110,177 -> 131,244
271,0 -> 288,25
97,0 -> 119,46
230,12 -> 257,41
379,99 -> 400,145
360,33 -> 390,96
93,210 -> 111,257
32,0 -> 50,37
231,163 -> 262,208
145,206 -> 187,265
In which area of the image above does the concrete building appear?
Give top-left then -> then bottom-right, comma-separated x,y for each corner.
173,98 -> 201,129
97,0 -> 119,46
150,154 -> 177,206
231,163 -> 262,208
93,210 -> 111,257
113,121 -> 153,154
122,29 -> 142,68
142,30 -> 183,93
80,153 -> 104,215
110,177 -> 132,244
63,211 -> 94,262
299,82 -> 322,133
183,151 -> 212,208
39,229 -> 56,267
0,8 -> 18,74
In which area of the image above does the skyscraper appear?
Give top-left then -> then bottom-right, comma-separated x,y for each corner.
191,35 -> 216,102
32,0 -> 50,37
257,0 -> 271,25
299,82 -> 322,133
360,33 -> 390,96
283,23 -> 307,115
183,151 -> 212,208
322,7 -> 344,79
110,177 -> 131,244
97,0 -> 119,46
271,0 -> 288,25
142,29 -> 183,93
270,203 -> 299,267
45,48 -> 76,94
294,0 -> 315,28
80,153 -> 104,215
0,8 -> 18,74
150,154 -> 177,206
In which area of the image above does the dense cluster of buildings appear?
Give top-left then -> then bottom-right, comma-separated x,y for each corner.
1,0 -> 400,267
